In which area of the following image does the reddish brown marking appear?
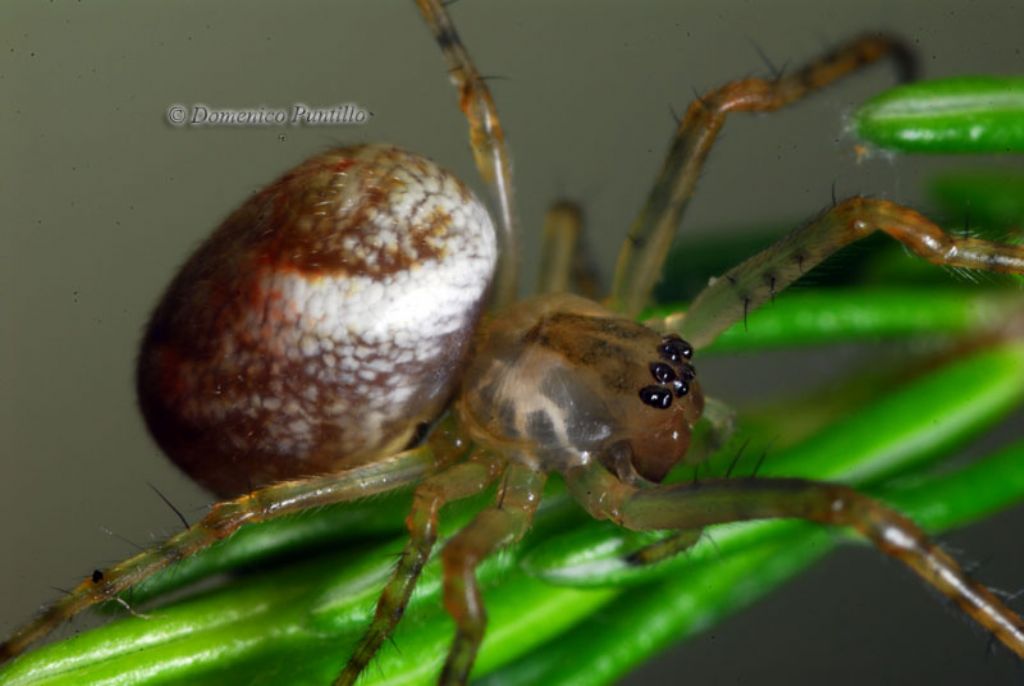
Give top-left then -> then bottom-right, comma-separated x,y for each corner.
135,145 -> 494,496
331,158 -> 356,174
153,346 -> 188,401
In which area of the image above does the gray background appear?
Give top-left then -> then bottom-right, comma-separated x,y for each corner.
2,1 -> 1023,684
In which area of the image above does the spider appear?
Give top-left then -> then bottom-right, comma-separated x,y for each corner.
2,1 -> 1024,686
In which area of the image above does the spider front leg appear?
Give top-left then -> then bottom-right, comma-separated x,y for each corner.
566,461 -> 1024,658
667,197 -> 1024,348
0,444 -> 444,664
610,34 -> 915,317
336,451 -> 505,686
439,463 -> 547,685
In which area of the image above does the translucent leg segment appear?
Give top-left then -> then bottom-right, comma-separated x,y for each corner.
415,0 -> 519,308
676,197 -> 1024,348
334,452 -> 504,686
0,445 -> 439,664
439,465 -> 547,685
536,200 -> 601,298
681,396 -> 737,466
538,200 -> 584,295
624,530 -> 703,568
610,34 -> 915,317
566,463 -> 1024,658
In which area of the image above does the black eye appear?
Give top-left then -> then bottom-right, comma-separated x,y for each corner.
671,380 -> 690,397
639,385 -> 673,409
658,335 -> 693,363
680,363 -> 696,381
649,362 -> 677,384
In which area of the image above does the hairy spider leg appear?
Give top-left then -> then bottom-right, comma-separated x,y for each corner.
0,442 -> 456,664
416,0 -> 519,308
610,34 -> 915,317
335,451 -> 505,686
566,463 -> 1024,658
669,197 -> 1024,348
439,464 -> 547,685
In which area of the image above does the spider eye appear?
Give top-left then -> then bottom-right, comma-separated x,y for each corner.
671,380 -> 690,397
649,361 -> 677,384
642,337 -> 696,406
657,334 -> 693,363
626,336 -> 703,482
639,385 -> 673,409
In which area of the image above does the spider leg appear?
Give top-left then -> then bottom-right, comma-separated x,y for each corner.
537,200 -> 600,298
618,400 -> 735,568
624,529 -> 704,568
681,396 -> 737,467
335,451 -> 505,686
610,34 -> 915,317
566,462 -> 1024,658
570,243 -> 603,301
538,200 -> 583,295
669,197 -> 1024,348
415,0 -> 519,308
0,444 -> 443,664
439,463 -> 547,685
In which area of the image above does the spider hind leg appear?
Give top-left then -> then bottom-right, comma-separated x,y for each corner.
415,0 -> 519,308
0,446 -> 444,664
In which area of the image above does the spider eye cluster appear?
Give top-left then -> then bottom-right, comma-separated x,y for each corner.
639,334 -> 696,410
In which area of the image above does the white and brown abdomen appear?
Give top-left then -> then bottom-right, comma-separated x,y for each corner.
137,145 -> 497,496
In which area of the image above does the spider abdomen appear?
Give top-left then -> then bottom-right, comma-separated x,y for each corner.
137,145 -> 497,496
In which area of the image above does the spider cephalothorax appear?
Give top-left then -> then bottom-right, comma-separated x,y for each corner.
3,1 -> 1024,685
456,294 -> 704,484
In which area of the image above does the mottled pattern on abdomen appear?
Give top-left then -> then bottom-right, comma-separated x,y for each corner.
137,145 -> 497,496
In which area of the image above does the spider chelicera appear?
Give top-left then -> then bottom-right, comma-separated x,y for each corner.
3,2 -> 1024,685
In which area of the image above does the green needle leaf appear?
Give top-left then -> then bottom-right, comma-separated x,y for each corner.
854,76 -> 1024,153
4,344 -> 1022,686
